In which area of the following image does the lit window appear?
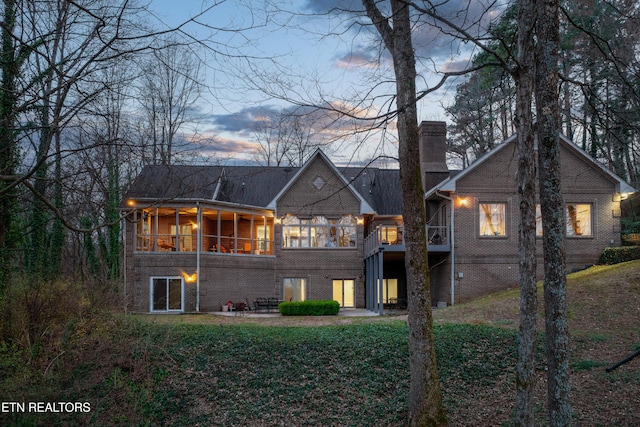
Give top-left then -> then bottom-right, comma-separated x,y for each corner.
566,204 -> 591,236
283,278 -> 306,302
535,203 -> 592,237
383,279 -> 398,304
479,203 -> 506,236
282,215 -> 357,248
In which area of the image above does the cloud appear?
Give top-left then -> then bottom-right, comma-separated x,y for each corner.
301,0 -> 364,14
211,102 -> 380,138
210,105 -> 279,133
188,133 -> 258,156
440,57 -> 473,73
332,49 -> 383,70
303,0 -> 507,71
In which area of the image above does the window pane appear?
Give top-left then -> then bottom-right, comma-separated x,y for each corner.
168,279 -> 182,310
283,278 -> 294,301
536,205 -> 543,236
152,278 -> 167,311
136,209 -> 153,251
283,278 -> 306,302
333,279 -> 355,307
384,279 -> 398,303
343,280 -> 354,307
479,203 -> 506,236
332,280 -> 342,304
338,215 -> 356,247
566,204 -> 591,236
282,215 -> 356,248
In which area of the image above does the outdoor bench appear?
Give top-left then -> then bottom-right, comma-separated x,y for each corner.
253,297 -> 282,312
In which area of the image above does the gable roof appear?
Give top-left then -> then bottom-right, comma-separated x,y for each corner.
123,152 -> 401,215
427,133 -> 635,197
267,149 -> 375,214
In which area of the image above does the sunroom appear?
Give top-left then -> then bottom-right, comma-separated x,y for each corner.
130,204 -> 275,255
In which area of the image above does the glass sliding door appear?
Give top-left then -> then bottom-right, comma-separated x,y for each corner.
332,279 -> 355,308
151,277 -> 183,312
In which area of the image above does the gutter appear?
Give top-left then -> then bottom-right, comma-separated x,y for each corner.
435,190 -> 456,306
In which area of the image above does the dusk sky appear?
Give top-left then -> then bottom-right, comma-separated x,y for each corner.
147,0 -> 506,166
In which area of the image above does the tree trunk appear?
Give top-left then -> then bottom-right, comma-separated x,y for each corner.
535,0 -> 572,424
514,0 -> 538,423
0,0 -> 18,289
361,1 -> 446,425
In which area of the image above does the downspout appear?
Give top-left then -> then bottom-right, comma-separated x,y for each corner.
196,201 -> 201,312
435,190 -> 455,306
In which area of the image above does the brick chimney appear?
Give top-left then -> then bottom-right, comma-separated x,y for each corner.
419,121 -> 450,193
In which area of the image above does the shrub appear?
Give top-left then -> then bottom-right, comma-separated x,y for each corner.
0,277 -> 102,371
620,218 -> 640,234
599,246 -> 640,265
278,300 -> 340,316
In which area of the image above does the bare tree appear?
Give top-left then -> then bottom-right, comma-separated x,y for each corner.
252,109 -> 288,166
138,40 -> 203,165
0,0 -> 226,290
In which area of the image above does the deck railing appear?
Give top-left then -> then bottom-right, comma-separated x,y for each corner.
365,224 -> 450,257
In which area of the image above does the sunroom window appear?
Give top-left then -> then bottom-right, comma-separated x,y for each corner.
282,215 -> 357,248
133,207 -> 273,254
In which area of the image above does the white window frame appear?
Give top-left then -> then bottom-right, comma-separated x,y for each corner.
150,276 -> 184,312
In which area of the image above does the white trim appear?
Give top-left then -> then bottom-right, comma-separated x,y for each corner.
149,276 -> 184,312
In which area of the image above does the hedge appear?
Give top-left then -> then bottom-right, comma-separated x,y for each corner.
278,300 -> 340,316
621,218 -> 640,234
599,246 -> 640,265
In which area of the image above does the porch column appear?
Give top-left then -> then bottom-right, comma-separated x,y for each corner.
365,256 -> 372,310
377,249 -> 384,315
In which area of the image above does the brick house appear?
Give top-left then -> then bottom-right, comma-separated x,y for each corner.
121,121 -> 634,313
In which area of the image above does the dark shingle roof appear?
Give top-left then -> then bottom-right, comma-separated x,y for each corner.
124,163 -> 403,215
216,166 -> 299,207
341,167 -> 402,216
124,165 -> 223,201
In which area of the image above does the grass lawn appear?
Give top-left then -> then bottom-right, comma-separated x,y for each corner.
1,318 -> 520,426
1,260 -> 639,426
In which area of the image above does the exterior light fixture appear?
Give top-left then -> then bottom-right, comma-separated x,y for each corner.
457,197 -> 469,207
183,272 -> 197,283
